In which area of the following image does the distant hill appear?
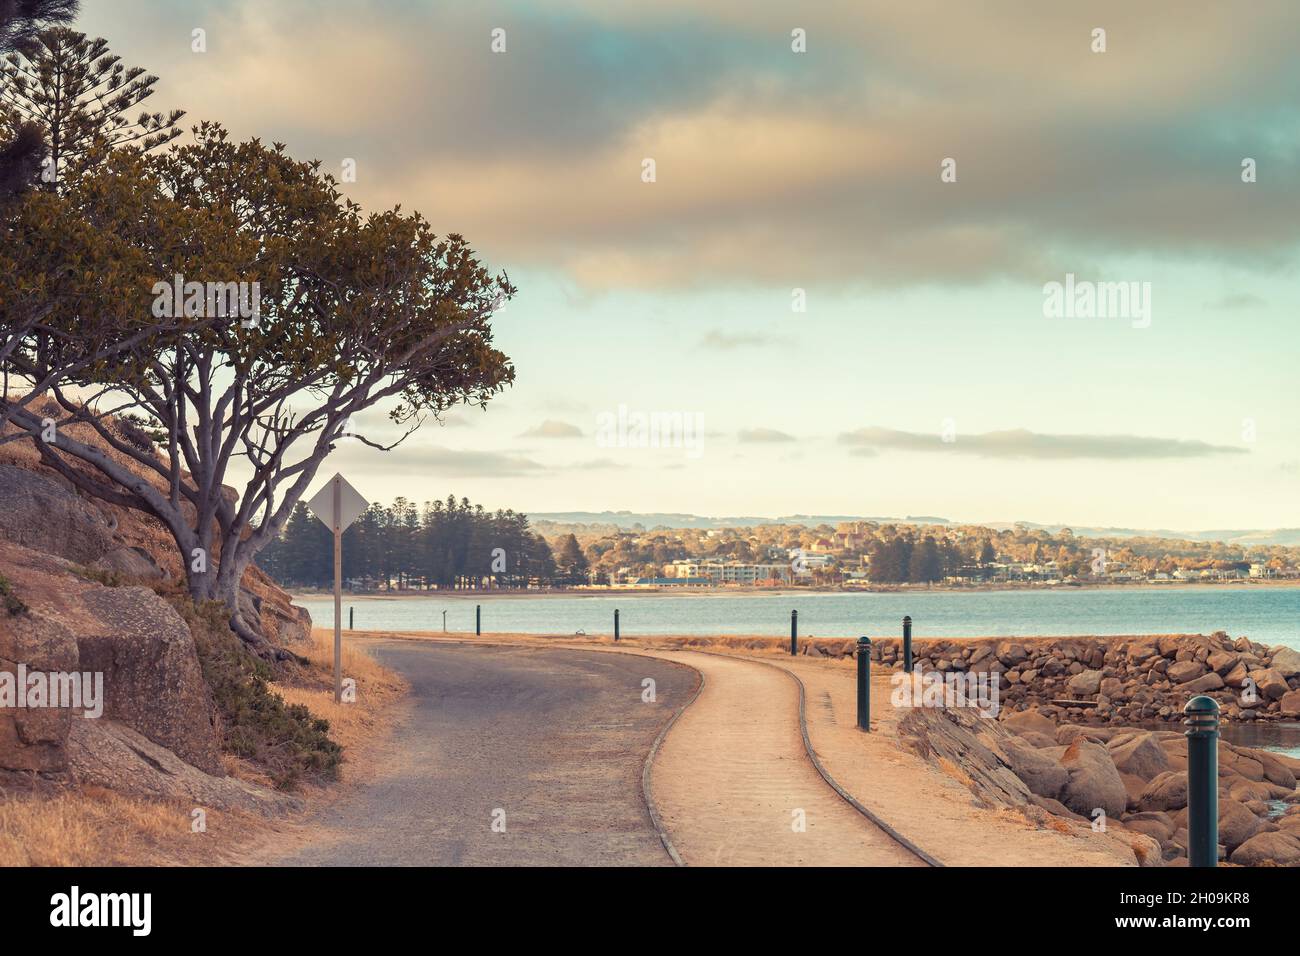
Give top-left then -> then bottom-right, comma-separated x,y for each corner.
528,511 -> 1300,547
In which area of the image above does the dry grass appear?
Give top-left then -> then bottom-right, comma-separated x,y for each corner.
0,786 -> 255,867
0,629 -> 405,866
273,629 -> 405,772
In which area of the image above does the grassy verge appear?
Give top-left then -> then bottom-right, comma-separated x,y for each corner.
171,598 -> 343,790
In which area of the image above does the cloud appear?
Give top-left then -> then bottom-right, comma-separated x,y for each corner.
701,329 -> 780,350
566,457 -> 628,471
330,443 -> 546,478
1209,293 -> 1266,310
88,0 -> 1300,290
738,427 -> 797,443
519,419 -> 584,439
838,427 -> 1248,460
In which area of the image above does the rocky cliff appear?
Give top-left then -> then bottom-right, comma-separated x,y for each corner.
0,417 -> 310,809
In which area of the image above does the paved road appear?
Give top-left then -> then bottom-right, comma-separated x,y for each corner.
265,641 -> 698,866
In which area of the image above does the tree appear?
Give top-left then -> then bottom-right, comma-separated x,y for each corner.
0,0 -> 76,199
2,27 -> 184,432
556,534 -> 588,579
1,124 -> 516,657
908,535 -> 943,583
1,26 -> 182,192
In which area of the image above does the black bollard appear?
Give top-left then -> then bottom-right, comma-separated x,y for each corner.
1184,695 -> 1220,867
476,604 -> 481,636
856,636 -> 872,731
790,610 -> 798,656
349,606 -> 353,631
902,615 -> 913,673
614,608 -> 620,641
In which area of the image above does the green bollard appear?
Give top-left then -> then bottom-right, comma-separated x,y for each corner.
902,615 -> 913,673
614,608 -> 620,641
856,637 -> 872,731
1184,695 -> 1220,867
476,604 -> 481,636
790,610 -> 798,656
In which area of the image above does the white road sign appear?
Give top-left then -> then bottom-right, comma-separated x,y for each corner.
307,473 -> 369,531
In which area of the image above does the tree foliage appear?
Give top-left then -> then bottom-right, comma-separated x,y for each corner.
0,25 -> 182,191
0,122 -> 516,656
259,495 -> 556,590
0,0 -> 76,199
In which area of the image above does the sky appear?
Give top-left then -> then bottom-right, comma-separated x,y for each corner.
76,0 -> 1300,530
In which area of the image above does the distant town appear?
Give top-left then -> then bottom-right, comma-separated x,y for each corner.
575,520 -> 1300,590
262,499 -> 1300,592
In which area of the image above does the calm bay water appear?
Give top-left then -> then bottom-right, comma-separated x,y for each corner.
296,586 -> 1300,651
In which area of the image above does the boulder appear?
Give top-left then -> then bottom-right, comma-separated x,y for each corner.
1182,672 -> 1225,694
1108,732 -> 1170,781
0,464 -> 119,565
1001,709 -> 1056,737
1223,661 -> 1250,688
0,609 -> 79,775
1059,739 -> 1127,819
1229,831 -> 1300,866
1269,646 -> 1300,679
1067,669 -> 1103,696
1125,639 -> 1159,663
1252,668 -> 1290,700
1057,723 -> 1113,745
1279,690 -> 1300,718
73,587 -> 223,775
1166,660 -> 1206,684
1139,771 -> 1189,812
66,719 -> 295,815
90,545 -> 166,581
1017,730 -> 1058,749
1122,810 -> 1175,842
1218,799 -> 1261,851
996,642 -> 1029,667
1000,736 -> 1068,800
1206,650 -> 1239,676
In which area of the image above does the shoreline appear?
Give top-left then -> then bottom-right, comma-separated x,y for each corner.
292,578 -> 1300,602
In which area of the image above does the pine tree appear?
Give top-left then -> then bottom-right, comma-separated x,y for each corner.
1,26 -> 183,191
0,0 -> 76,199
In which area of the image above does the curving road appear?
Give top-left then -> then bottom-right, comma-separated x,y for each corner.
263,641 -> 698,866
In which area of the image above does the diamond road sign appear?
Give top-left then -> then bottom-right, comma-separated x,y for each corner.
307,473 -> 369,532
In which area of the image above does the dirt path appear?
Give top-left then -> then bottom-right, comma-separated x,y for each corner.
243,641 -> 698,866
644,650 -> 925,866
765,656 -> 1142,866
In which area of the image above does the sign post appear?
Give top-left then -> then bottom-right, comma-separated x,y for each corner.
307,473 -> 369,704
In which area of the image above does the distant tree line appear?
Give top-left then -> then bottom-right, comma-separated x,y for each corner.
866,534 -> 956,583
258,495 -> 586,590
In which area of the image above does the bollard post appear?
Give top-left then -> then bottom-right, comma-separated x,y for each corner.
902,615 -> 913,673
349,606 -> 353,631
1184,695 -> 1220,867
790,610 -> 798,656
856,637 -> 872,731
476,604 -> 481,636
614,608 -> 620,641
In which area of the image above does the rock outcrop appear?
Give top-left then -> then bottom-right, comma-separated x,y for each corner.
0,417 -> 310,789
